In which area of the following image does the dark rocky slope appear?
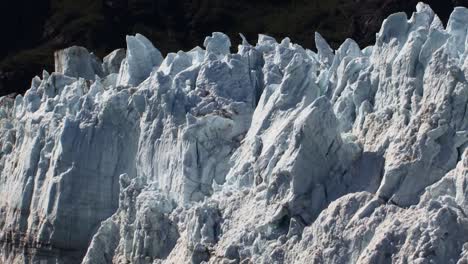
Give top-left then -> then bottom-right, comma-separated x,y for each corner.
1,0 -> 467,96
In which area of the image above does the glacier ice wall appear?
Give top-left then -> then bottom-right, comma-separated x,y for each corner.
0,2 -> 467,264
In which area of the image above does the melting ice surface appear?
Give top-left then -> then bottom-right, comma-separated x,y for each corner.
0,3 -> 468,264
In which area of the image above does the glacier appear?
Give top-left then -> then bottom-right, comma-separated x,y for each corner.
0,2 -> 467,263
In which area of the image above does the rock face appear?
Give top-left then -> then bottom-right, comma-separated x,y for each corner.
0,3 -> 468,264
3,0 -> 468,98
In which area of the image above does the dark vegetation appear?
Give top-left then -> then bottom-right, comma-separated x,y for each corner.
0,0 -> 467,96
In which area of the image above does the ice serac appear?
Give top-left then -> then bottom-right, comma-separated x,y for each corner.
117,34 -> 164,87
103,49 -> 126,76
54,46 -> 103,80
0,68 -> 141,262
0,2 -> 468,264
